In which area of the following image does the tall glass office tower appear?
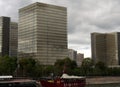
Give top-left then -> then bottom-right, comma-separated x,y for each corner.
18,2 -> 68,65
10,22 -> 18,57
91,32 -> 120,67
0,17 -> 10,56
0,16 -> 18,57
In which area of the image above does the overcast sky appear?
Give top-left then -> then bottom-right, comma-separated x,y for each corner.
0,0 -> 120,57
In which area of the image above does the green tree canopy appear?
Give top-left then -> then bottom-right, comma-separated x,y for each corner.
0,56 -> 17,75
81,58 -> 93,76
18,58 -> 36,76
54,57 -> 77,75
95,61 -> 107,70
81,58 -> 93,68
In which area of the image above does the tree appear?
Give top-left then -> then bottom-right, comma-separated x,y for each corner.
41,65 -> 54,77
94,61 -> 107,76
0,56 -> 17,75
18,58 -> 36,77
54,59 -> 65,76
81,58 -> 93,76
81,58 -> 93,68
54,57 -> 77,75
95,61 -> 107,70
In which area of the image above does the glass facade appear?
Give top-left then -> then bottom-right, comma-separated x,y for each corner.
0,17 -> 3,55
0,17 -> 17,57
91,32 -> 120,66
18,2 -> 68,65
0,17 -> 10,56
9,22 -> 18,57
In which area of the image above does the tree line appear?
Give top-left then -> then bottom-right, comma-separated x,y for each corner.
1,56 -> 120,77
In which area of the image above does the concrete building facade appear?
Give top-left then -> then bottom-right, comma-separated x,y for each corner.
18,2 -> 68,65
91,32 -> 120,66
68,49 -> 77,61
77,53 -> 84,67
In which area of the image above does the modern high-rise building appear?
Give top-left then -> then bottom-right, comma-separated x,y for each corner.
18,2 -> 68,65
0,16 -> 18,57
68,49 -> 77,61
68,49 -> 84,67
77,53 -> 84,67
9,22 -> 18,57
91,32 -> 120,66
0,17 -> 10,56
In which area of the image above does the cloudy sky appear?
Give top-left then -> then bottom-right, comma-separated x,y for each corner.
1,0 -> 120,57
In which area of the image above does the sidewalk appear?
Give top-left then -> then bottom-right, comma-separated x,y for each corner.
86,76 -> 120,84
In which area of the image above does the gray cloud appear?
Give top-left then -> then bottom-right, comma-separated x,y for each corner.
0,0 -> 32,21
0,0 -> 120,57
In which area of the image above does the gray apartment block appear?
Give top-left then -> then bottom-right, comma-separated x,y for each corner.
91,32 -> 120,66
18,2 -> 68,65
68,49 -> 77,61
77,53 -> 84,67
0,16 -> 18,57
